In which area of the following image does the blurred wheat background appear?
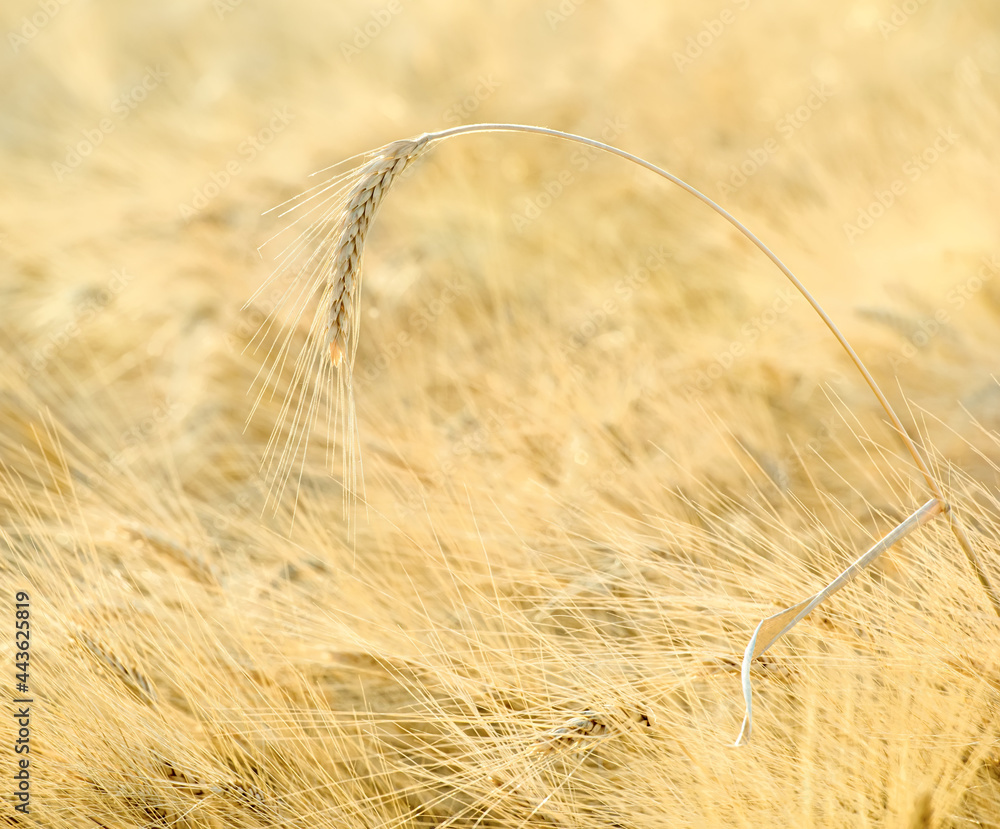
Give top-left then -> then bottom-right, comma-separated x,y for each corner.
3,0 -> 1000,826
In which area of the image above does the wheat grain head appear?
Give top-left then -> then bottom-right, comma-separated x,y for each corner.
251,135 -> 430,510
531,702 -> 654,757
70,626 -> 158,705
324,136 -> 431,368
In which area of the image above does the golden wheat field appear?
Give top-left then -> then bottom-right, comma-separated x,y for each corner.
3,0 -> 1000,826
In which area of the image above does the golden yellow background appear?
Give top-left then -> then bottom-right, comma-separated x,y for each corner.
2,1 -> 1000,825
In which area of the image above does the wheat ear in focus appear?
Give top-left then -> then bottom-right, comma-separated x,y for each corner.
325,136 -> 430,367
249,135 -> 430,508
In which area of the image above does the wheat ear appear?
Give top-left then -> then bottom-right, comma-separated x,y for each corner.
324,136 -> 431,368
159,757 -> 268,811
250,136 -> 430,511
70,627 -> 158,704
532,703 -> 654,756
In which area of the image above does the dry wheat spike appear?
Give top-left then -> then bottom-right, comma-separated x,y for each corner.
158,756 -> 270,816
253,122 -> 1000,739
70,626 -> 158,704
323,136 -> 431,368
250,136 -> 430,508
118,520 -> 219,586
426,702 -> 653,828
160,757 -> 212,797
532,703 -> 654,756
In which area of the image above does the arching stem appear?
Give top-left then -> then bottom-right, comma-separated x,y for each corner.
415,122 -> 1000,618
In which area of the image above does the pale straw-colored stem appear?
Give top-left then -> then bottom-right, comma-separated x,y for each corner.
321,122 -> 1000,745
406,123 -> 999,620
312,122 -> 1000,736
734,497 -> 943,745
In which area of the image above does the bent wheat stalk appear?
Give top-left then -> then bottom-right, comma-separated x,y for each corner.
254,122 -> 1000,739
734,497 -> 943,745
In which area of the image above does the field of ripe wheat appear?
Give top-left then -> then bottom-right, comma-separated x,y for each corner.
3,1 -> 1000,826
